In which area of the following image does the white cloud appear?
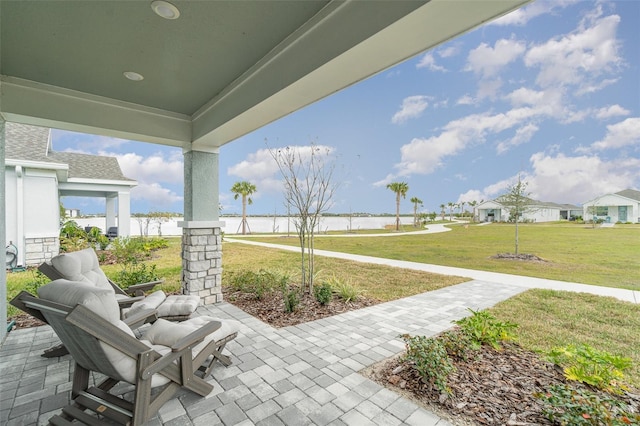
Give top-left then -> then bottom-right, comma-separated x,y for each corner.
594,104 -> 630,120
416,52 -> 446,72
524,11 -> 622,91
372,173 -> 398,188
227,148 -> 279,181
394,106 -> 544,176
465,38 -> 526,78
91,150 -> 185,207
131,182 -> 182,206
575,78 -> 619,95
458,149 -> 640,206
456,95 -> 476,106
227,145 -> 337,194
526,152 -> 640,203
496,123 -> 539,154
391,95 -> 430,124
590,117 -> 640,150
490,0 -> 578,26
438,44 -> 461,58
110,151 -> 183,184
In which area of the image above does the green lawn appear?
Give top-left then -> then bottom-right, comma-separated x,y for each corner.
237,222 -> 640,290
6,227 -> 640,387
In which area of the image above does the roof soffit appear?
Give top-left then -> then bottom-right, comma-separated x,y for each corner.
1,0 -> 531,149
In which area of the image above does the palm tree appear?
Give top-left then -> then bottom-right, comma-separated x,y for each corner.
387,182 -> 409,231
459,201 -> 466,218
439,204 -> 446,221
410,196 -> 423,227
447,202 -> 455,221
231,181 -> 257,234
468,200 -> 477,222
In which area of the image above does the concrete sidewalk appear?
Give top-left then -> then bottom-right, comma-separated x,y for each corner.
227,238 -> 639,304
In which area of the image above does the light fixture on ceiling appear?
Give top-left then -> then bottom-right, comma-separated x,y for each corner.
123,71 -> 144,81
151,1 -> 180,20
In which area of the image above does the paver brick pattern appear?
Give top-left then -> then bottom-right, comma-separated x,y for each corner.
0,280 -> 525,425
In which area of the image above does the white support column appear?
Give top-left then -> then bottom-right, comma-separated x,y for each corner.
106,194 -> 117,230
117,191 -> 131,237
179,147 -> 224,304
1,119 -> 7,342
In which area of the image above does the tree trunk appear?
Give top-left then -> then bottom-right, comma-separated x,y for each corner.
241,195 -> 247,235
395,193 -> 401,231
515,219 -> 519,255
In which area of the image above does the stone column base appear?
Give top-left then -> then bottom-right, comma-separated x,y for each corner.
179,221 -> 224,305
24,237 -> 60,266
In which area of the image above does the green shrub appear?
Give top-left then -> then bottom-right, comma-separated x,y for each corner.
454,308 -> 517,350
111,237 -> 146,264
113,263 -> 159,289
283,286 -> 300,313
24,270 -> 49,295
440,329 -> 475,361
314,282 -> 333,305
547,344 -> 632,394
401,334 -> 454,394
537,384 -> 639,425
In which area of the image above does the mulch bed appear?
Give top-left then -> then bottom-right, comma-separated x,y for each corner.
365,340 -> 640,425
222,287 -> 379,328
491,253 -> 547,262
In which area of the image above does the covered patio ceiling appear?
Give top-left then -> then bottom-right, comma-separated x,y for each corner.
1,0 -> 530,150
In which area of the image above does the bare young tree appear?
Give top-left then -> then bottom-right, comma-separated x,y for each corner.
497,174 -> 535,255
133,213 -> 152,237
269,143 -> 338,293
148,211 -> 175,236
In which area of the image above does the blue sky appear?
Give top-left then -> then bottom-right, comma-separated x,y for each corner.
54,0 -> 640,216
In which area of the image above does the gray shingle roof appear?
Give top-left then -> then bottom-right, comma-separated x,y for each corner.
5,122 -> 134,182
616,189 -> 640,202
5,123 -> 61,163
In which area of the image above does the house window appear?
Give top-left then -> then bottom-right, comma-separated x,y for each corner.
594,206 -> 608,216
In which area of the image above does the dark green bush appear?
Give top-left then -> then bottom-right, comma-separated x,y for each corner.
401,334 -> 454,393
314,282 -> 333,305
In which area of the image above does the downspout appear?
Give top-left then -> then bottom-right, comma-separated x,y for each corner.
15,165 -> 24,267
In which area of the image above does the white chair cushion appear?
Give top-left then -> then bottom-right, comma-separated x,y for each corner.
156,295 -> 200,318
51,248 -> 112,291
142,316 -> 239,348
124,290 -> 167,318
38,279 -> 120,323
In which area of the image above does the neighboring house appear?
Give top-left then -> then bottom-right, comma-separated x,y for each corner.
476,199 -> 581,223
583,189 -> 640,223
5,123 -> 136,267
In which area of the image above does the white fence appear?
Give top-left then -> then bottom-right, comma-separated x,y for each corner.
71,216 -> 414,237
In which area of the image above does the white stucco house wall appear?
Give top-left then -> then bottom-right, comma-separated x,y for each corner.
5,123 -> 136,267
476,199 -> 581,223
583,189 -> 640,223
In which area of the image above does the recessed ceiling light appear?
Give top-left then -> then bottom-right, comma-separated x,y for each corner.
151,1 -> 180,20
123,71 -> 144,81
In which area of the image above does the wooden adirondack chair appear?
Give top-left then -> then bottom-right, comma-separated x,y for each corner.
11,279 -> 239,425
